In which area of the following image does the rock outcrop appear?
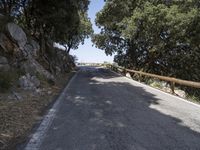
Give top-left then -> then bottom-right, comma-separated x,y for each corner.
0,56 -> 10,72
0,33 -> 16,54
29,39 -> 40,57
0,22 -> 55,81
45,47 -> 75,74
21,57 -> 54,81
7,23 -> 27,50
19,74 -> 40,90
23,39 -> 40,59
0,21 -> 75,92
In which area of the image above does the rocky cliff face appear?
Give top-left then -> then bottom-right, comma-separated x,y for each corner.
0,14 -> 77,150
0,20 -> 75,92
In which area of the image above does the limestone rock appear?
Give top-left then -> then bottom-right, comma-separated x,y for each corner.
35,88 -> 42,95
21,59 -> 37,75
55,66 -> 61,74
7,23 -> 27,49
21,57 -> 55,81
19,73 -> 40,90
13,92 -> 22,100
8,91 -> 23,101
24,44 -> 34,57
0,56 -> 8,64
0,56 -> 10,72
31,75 -> 40,88
175,89 -> 186,98
30,39 -> 40,56
0,33 -> 15,53
51,48 -> 75,74
19,74 -> 34,90
125,73 -> 132,78
24,39 -> 40,58
47,91 -> 52,95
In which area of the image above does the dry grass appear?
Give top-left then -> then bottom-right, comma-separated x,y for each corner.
0,72 -> 75,150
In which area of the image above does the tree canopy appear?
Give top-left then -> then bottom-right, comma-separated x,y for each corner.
93,0 -> 199,77
92,0 -> 200,96
0,0 -> 93,53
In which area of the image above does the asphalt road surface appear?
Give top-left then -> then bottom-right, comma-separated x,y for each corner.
25,66 -> 200,150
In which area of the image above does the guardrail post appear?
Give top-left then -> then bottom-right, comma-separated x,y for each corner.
114,66 -> 117,72
170,82 -> 175,94
123,68 -> 126,76
138,74 -> 141,82
109,65 -> 200,90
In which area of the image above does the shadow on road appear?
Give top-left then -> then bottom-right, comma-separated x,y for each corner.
40,67 -> 200,150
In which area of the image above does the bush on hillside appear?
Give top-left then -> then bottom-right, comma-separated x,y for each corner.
0,71 -> 12,92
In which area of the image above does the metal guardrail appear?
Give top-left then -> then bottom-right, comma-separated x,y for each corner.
108,65 -> 200,94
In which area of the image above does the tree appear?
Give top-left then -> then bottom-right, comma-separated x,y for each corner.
1,0 -> 92,73
93,0 -> 200,96
58,11 -> 93,54
0,0 -> 92,51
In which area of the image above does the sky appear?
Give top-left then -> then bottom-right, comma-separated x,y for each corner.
70,0 -> 114,63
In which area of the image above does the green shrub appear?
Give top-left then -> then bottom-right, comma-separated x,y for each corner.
47,79 -> 55,86
0,68 -> 24,92
184,87 -> 200,102
36,72 -> 55,86
0,72 -> 12,92
0,15 -> 13,32
35,72 -> 46,81
150,81 -> 163,89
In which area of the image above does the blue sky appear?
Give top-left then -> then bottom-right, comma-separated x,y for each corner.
70,0 -> 114,63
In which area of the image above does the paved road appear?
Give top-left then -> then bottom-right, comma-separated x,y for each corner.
26,67 -> 200,150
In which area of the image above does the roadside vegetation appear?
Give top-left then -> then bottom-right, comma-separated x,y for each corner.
92,0 -> 200,100
0,0 -> 92,149
0,72 -> 76,150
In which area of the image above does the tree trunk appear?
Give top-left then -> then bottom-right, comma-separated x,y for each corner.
39,25 -> 45,56
67,46 -> 71,54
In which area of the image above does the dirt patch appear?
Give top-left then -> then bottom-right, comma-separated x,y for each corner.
0,71 -> 76,150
